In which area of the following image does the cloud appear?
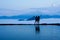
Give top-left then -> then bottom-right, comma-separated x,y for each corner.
0,0 -> 60,16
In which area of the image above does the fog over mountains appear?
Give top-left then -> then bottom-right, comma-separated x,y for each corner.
0,6 -> 60,19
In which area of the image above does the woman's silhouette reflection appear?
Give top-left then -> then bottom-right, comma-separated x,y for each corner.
35,24 -> 40,33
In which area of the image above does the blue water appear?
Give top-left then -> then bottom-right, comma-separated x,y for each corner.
0,25 -> 60,40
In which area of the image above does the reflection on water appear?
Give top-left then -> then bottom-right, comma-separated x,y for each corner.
0,25 -> 60,40
34,25 -> 40,33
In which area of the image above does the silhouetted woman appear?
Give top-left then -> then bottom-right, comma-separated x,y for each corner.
35,16 -> 40,24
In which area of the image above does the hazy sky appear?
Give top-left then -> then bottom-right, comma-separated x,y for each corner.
0,0 -> 60,16
0,0 -> 60,10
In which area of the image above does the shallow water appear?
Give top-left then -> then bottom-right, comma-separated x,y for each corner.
0,25 -> 60,40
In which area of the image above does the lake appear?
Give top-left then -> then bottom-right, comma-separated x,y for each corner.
0,25 -> 60,40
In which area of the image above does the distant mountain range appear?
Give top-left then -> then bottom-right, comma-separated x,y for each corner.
0,15 -> 60,19
0,6 -> 60,20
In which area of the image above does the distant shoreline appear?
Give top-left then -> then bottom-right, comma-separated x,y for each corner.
0,23 -> 60,26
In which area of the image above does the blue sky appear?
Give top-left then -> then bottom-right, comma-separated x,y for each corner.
0,0 -> 60,10
0,0 -> 60,16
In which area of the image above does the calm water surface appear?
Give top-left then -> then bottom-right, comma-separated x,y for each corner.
0,25 -> 60,40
